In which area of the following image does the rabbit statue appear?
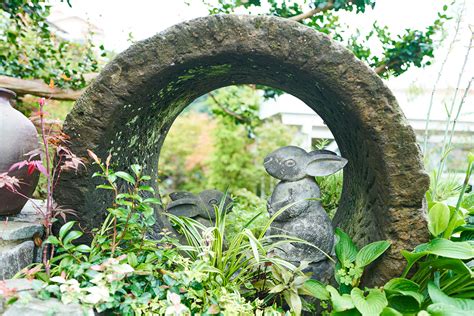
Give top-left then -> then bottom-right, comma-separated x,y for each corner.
165,189 -> 233,227
264,146 -> 347,280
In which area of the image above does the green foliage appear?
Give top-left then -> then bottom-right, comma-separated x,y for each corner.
317,171 -> 343,217
166,194 -> 328,314
0,0 -> 104,89
205,86 -> 296,195
225,188 -> 268,241
16,157 -> 327,315
202,0 -> 450,79
158,112 -> 212,194
334,228 -> 391,291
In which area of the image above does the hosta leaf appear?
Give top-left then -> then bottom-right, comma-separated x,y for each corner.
380,307 -> 403,316
331,309 -> 360,315
384,278 -> 423,313
327,285 -> 355,312
355,240 -> 391,267
418,238 -> 474,259
428,202 -> 450,236
402,239 -> 474,276
302,279 -> 330,300
335,228 -> 358,264
386,294 -> 421,314
428,303 -> 474,316
351,288 -> 388,316
428,281 -> 474,310
384,278 -> 420,293
418,258 -> 473,277
443,208 -> 466,238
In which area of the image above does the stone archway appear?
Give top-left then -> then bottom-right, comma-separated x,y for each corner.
55,15 -> 429,285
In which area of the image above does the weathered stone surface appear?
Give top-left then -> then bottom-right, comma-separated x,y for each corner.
55,15 -> 430,285
0,241 -> 34,279
3,297 -> 93,316
0,221 -> 43,241
0,199 -> 45,224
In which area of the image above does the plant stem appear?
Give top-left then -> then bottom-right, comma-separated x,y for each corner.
423,2 -> 465,153
433,28 -> 473,196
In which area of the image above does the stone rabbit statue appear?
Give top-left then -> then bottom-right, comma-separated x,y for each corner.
264,146 -> 347,280
166,189 -> 233,227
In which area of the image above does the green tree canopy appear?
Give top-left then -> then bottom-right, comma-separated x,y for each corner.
201,0 -> 450,80
0,0 -> 104,89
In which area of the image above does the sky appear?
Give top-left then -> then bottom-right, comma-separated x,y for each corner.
49,0 -> 473,121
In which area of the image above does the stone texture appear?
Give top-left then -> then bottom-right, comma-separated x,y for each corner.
55,15 -> 430,285
0,241 -> 34,279
2,297 -> 93,316
0,221 -> 43,241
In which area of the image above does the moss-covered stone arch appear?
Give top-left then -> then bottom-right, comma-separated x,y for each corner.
56,15 -> 429,285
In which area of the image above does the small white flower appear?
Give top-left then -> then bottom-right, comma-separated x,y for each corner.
82,286 -> 110,304
50,276 -> 67,283
165,291 -> 189,315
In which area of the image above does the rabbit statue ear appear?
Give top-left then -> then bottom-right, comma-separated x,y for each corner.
169,191 -> 196,201
166,192 -> 201,217
305,153 -> 347,177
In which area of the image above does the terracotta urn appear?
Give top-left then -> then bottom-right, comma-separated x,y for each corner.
0,88 -> 40,216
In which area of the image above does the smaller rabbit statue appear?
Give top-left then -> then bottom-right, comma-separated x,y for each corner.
264,146 -> 347,280
166,189 -> 233,227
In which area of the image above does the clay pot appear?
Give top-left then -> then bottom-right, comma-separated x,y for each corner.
0,88 -> 40,216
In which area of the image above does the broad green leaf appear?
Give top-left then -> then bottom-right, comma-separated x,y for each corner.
428,303 -> 473,316
331,309 -> 361,315
380,307 -> 403,316
419,238 -> 474,259
428,281 -> 474,310
386,294 -> 421,313
63,230 -> 83,245
428,202 -> 450,236
461,194 -> 474,211
74,244 -> 91,253
384,278 -> 420,293
130,164 -> 142,176
418,258 -> 473,277
384,278 -> 423,313
402,239 -> 474,276
327,285 -> 355,312
59,221 -> 75,240
143,198 -> 161,205
114,171 -> 136,184
138,185 -> 155,193
128,253 -> 138,267
283,291 -> 302,316
302,279 -> 330,300
443,208 -> 466,238
355,240 -> 391,267
269,284 -> 286,294
335,228 -> 358,264
96,184 -> 114,190
351,288 -> 388,316
45,235 -> 60,245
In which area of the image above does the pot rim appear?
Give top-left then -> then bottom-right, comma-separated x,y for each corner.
0,88 -> 17,99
